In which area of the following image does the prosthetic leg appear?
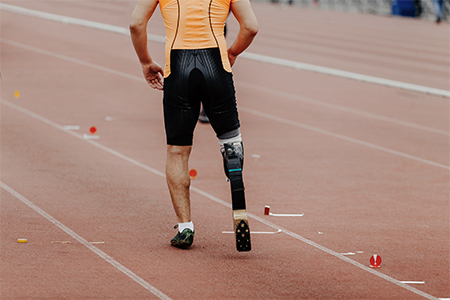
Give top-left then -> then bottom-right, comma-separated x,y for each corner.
223,142 -> 251,252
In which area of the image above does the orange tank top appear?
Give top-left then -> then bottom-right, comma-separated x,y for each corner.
158,0 -> 240,77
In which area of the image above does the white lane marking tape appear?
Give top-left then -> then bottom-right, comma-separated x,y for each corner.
400,281 -> 425,284
105,116 -> 119,121
0,182 -> 172,300
222,229 -> 282,234
2,39 -> 447,172
63,125 -> 80,130
1,3 -> 449,98
1,99 -> 439,300
237,81 -> 450,136
83,134 -> 100,140
269,212 -> 304,217
246,213 -> 439,300
238,106 -> 450,171
340,251 -> 363,255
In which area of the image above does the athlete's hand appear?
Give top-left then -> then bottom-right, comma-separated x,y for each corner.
142,62 -> 164,90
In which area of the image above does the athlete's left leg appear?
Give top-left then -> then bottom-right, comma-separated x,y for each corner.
166,145 -> 195,248
166,145 -> 192,224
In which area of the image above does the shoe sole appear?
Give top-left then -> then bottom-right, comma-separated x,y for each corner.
171,241 -> 192,249
233,209 -> 251,252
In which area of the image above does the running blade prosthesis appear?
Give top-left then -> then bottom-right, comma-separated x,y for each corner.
224,143 -> 251,252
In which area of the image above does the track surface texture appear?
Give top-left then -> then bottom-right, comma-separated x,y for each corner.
1,1 -> 449,299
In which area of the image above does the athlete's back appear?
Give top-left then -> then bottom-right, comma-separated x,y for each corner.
159,0 -> 237,76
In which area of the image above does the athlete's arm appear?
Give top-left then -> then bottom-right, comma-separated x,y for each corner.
228,0 -> 258,67
130,0 -> 164,90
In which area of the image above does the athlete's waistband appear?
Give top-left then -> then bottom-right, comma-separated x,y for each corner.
170,47 -> 220,54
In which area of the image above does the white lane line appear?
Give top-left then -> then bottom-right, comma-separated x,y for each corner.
1,100 -> 440,300
0,182 -> 172,300
236,81 -> 450,136
400,281 -> 425,284
5,35 -> 448,140
1,100 -> 166,178
238,106 -> 450,170
0,38 -> 145,82
1,3 -> 449,98
0,3 -> 164,43
2,38 -> 448,171
240,52 -> 450,98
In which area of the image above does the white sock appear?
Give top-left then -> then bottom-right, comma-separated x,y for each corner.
178,221 -> 194,233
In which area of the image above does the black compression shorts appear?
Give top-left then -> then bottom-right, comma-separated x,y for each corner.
163,48 -> 240,146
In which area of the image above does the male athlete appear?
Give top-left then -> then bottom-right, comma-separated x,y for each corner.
130,0 -> 258,251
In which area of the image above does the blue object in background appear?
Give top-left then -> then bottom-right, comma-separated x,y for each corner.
392,0 -> 417,17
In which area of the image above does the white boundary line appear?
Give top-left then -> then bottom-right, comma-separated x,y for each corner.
0,182 -> 172,300
2,38 -> 448,171
1,3 -> 449,98
9,34 -> 447,140
0,99 -> 439,300
238,106 -> 450,170
0,38 -> 145,83
236,81 -> 450,136
240,52 -> 450,98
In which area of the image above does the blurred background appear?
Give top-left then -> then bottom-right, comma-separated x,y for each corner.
262,0 -> 448,22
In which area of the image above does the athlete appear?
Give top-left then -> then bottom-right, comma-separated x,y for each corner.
130,0 -> 258,250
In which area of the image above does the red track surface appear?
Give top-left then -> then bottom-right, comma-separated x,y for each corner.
1,1 -> 449,299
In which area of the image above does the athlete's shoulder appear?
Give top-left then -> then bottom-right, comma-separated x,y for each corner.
158,0 -> 176,8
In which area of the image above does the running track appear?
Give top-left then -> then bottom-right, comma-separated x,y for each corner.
1,1 -> 449,299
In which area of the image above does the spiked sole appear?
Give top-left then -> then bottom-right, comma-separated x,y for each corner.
233,209 -> 251,252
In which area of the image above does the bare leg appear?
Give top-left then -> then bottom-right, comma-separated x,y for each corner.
166,145 -> 192,223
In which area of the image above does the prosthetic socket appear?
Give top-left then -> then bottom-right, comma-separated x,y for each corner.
222,142 -> 245,210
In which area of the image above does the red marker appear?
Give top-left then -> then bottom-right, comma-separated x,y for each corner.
89,126 -> 97,134
189,169 -> 197,178
370,254 -> 382,268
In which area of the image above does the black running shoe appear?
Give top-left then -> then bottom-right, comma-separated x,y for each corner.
171,228 -> 194,249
